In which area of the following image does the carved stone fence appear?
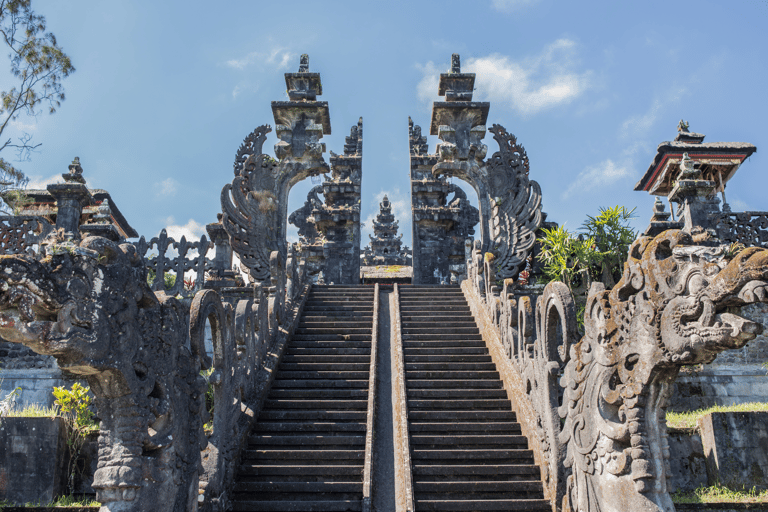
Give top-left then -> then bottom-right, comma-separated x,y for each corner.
0,212 -> 311,512
463,229 -> 768,512
134,228 -> 214,297
0,215 -> 54,256
712,211 -> 768,248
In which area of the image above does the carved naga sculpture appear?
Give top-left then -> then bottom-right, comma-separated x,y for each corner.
0,235 -> 208,512
522,230 -> 767,512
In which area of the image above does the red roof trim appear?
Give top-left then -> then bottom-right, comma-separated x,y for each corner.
643,152 -> 748,192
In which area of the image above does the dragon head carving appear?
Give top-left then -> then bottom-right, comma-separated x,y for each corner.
560,229 -> 767,512
0,235 -> 207,512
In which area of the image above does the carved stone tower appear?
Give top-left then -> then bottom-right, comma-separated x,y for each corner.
311,118 -> 363,284
363,195 -> 410,266
410,59 -> 480,284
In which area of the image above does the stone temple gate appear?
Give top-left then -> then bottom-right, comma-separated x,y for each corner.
0,54 -> 767,512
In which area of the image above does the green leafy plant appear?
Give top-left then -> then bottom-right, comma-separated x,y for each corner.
536,224 -> 594,294
580,206 -> 637,288
200,368 -> 215,435
52,383 -> 97,494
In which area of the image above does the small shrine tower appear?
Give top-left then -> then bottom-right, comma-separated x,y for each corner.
363,195 -> 409,266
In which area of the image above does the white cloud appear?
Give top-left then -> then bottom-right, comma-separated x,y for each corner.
10,119 -> 37,132
561,159 -> 631,199
362,188 -> 411,247
26,174 -> 61,189
163,218 -> 207,243
155,177 -> 178,198
225,48 -> 294,70
491,0 -> 540,11
417,40 -> 591,116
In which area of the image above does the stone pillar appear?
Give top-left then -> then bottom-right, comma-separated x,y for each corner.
46,157 -> 92,240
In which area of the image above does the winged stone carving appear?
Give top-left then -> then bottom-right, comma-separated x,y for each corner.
220,125 -> 279,283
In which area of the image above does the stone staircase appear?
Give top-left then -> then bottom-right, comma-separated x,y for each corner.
398,285 -> 549,512
232,285 -> 375,512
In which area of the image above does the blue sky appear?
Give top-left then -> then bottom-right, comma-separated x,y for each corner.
4,0 -> 768,248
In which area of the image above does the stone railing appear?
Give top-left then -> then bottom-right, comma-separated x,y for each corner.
462,229 -> 768,512
134,229 -> 214,297
0,207 -> 312,512
0,215 -> 53,256
712,210 -> 768,248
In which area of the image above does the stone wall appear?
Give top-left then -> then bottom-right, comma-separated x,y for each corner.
700,411 -> 768,490
667,428 -> 709,492
670,303 -> 768,412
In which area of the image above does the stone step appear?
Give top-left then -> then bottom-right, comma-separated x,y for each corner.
270,379 -> 368,389
250,435 -> 364,446
401,321 -> 477,328
268,389 -> 369,399
412,464 -> 539,478
411,449 -> 534,461
413,499 -> 550,511
410,435 -> 528,447
399,306 -> 471,312
235,481 -> 362,494
301,307 -> 373,314
278,363 -> 371,372
244,449 -> 364,461
264,399 -> 368,410
405,371 -> 499,380
294,328 -> 372,335
407,399 -> 512,409
406,389 -> 507,399
402,327 -> 479,335
408,410 -> 516,421
402,334 -> 483,341
285,347 -> 371,356
253,422 -> 366,433
276,371 -> 369,380
294,327 -> 371,335
237,464 -> 363,477
298,321 -> 373,328
405,363 -> 498,372
405,355 -> 492,363
289,337 -> 371,345
300,316 -> 373,322
409,422 -> 520,433
405,379 -> 502,389
232,500 -> 362,511
404,348 -> 488,355
258,410 -> 367,421
282,355 -> 371,363
414,480 -> 543,493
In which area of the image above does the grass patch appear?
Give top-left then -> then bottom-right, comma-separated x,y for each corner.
666,402 -> 768,429
672,484 -> 768,504
0,496 -> 101,508
3,404 -> 60,418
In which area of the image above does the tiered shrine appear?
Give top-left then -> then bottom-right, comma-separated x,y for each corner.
362,194 -> 410,266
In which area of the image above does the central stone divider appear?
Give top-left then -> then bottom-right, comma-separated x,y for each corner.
398,285 -> 549,512
362,284 -> 379,512
231,285 -> 376,512
393,284 -> 416,512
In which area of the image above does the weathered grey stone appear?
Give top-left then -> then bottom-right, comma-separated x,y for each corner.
222,56 -> 362,286
0,417 -> 69,505
666,428 -> 708,493
0,234 -> 209,512
699,412 -> 768,490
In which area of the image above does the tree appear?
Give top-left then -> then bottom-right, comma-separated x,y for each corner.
580,205 -> 637,288
0,0 -> 74,212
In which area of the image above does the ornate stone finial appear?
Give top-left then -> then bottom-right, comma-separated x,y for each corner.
299,54 -> 309,73
451,53 -> 461,73
677,119 -> 690,132
680,152 -> 698,179
64,156 -> 86,184
650,197 -> 671,222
